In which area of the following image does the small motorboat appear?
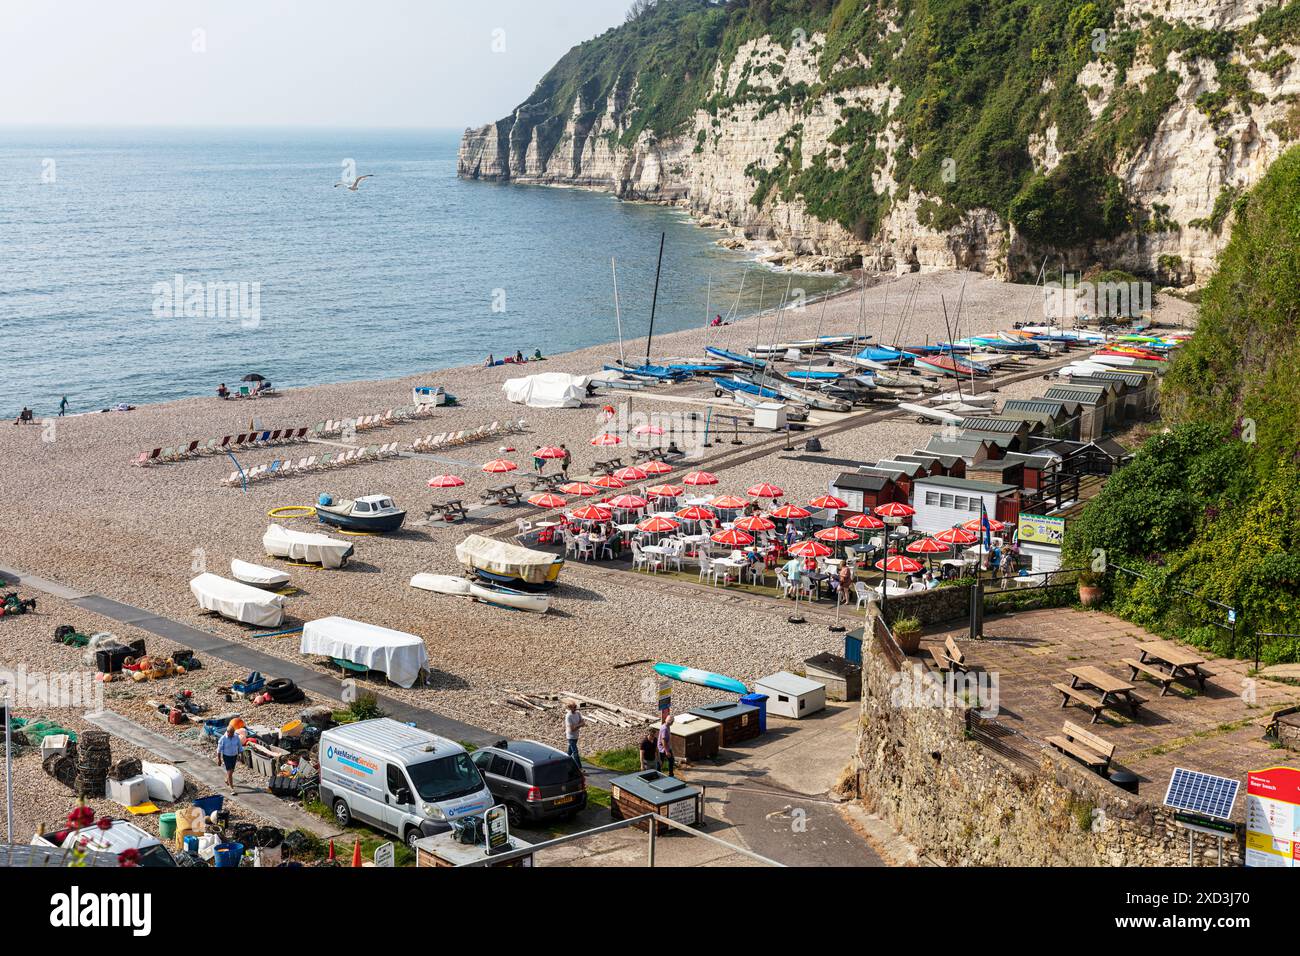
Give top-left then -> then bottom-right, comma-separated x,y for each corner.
469,581 -> 550,614
316,494 -> 407,533
410,574 -> 474,597
230,559 -> 291,590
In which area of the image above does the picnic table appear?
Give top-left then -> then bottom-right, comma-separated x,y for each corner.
596,457 -> 624,473
1056,666 -> 1142,722
482,484 -> 522,506
1133,642 -> 1209,692
527,474 -> 565,491
426,499 -> 468,522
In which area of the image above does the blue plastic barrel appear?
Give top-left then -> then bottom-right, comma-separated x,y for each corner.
740,693 -> 769,735
213,842 -> 244,868
193,795 -> 224,816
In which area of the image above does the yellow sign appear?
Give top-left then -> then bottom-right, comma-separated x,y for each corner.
1019,514 -> 1066,547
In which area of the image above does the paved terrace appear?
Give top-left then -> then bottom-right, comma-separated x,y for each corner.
923,608 -> 1300,813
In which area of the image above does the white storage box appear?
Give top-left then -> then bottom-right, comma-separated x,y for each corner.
107,774 -> 149,808
40,734 -> 70,758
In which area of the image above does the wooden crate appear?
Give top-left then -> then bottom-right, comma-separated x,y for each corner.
670,716 -> 720,762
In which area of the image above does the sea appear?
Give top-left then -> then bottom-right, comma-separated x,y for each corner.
0,127 -> 845,416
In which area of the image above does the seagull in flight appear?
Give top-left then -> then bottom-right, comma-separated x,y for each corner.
334,174 -> 375,192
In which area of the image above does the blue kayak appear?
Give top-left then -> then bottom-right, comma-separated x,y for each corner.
714,376 -> 782,400
858,347 -> 909,365
654,663 -> 748,696
785,369 -> 843,382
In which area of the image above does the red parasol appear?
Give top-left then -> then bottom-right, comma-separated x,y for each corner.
642,461 -> 674,475
637,516 -> 679,534
734,514 -> 776,533
590,434 -> 623,447
560,482 -> 600,497
875,556 -> 924,574
906,537 -> 950,555
607,494 -> 649,510
711,528 -> 755,547
709,495 -> 749,510
527,493 -> 568,509
428,475 -> 465,489
875,502 -> 917,520
962,517 -> 1007,533
683,472 -> 719,486
613,467 -> 649,482
535,447 -> 566,460
934,527 -> 978,545
809,495 -> 849,511
571,505 -> 613,522
815,526 -> 859,543
482,459 -> 519,474
771,505 -> 812,521
676,506 -> 717,521
788,540 -> 833,558
590,475 -> 626,489
843,513 -> 886,531
634,425 -> 666,436
747,483 -> 785,499
646,484 -> 685,499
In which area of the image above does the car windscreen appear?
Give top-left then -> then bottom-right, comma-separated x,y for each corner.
136,844 -> 177,867
531,759 -> 581,787
407,753 -> 484,803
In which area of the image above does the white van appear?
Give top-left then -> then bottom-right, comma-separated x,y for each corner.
319,719 -> 493,849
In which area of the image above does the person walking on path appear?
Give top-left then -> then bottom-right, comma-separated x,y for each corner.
216,724 -> 244,791
656,710 -> 675,777
58,396 -> 69,417
563,700 -> 586,768
638,730 -> 657,770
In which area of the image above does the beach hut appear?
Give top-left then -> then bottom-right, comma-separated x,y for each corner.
753,672 -> 826,720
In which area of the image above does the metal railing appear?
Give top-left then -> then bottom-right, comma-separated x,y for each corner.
456,812 -> 784,868
1108,564 -> 1239,658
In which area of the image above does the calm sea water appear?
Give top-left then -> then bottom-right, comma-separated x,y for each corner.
0,127 -> 844,415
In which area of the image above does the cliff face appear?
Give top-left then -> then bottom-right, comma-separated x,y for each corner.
459,0 -> 1300,283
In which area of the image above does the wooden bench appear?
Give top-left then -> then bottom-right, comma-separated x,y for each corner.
1122,657 -> 1179,696
927,637 -> 969,674
1053,683 -> 1108,724
1046,721 -> 1116,774
426,500 -> 468,522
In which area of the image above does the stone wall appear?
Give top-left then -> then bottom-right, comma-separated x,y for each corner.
852,612 -> 1244,866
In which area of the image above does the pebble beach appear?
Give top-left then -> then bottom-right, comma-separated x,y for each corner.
0,269 -> 1196,829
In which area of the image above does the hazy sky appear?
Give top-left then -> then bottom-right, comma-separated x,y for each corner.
0,0 -> 632,129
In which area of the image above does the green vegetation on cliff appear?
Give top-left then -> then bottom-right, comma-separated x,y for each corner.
1065,147 -> 1300,663
498,0 -> 1300,250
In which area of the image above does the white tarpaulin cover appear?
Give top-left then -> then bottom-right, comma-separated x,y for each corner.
262,524 -> 353,569
231,559 -> 291,589
502,372 -> 588,409
299,617 -> 429,689
456,534 -> 560,586
190,573 -> 286,628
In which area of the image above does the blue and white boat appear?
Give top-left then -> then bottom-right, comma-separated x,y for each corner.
713,376 -> 782,400
706,346 -> 767,370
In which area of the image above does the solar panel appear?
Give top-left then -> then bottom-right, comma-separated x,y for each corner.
1163,768 -> 1240,820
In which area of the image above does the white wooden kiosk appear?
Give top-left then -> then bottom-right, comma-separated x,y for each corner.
754,671 -> 827,720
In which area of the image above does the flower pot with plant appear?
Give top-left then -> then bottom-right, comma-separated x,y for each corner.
1077,571 -> 1104,607
891,615 -> 923,654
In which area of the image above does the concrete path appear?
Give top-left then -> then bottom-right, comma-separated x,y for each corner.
82,710 -> 339,838
691,704 -> 888,867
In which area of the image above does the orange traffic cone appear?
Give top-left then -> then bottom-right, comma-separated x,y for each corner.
327,839 -> 335,862
351,838 -> 362,868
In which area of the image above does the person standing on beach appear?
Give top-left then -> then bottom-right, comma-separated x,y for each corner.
656,711 -> 675,776
58,396 -> 69,417
560,444 -> 571,479
639,730 -> 657,770
533,446 -> 546,475
216,724 -> 244,791
563,700 -> 586,769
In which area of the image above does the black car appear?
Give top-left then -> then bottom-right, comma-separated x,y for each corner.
471,740 -> 587,827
